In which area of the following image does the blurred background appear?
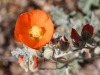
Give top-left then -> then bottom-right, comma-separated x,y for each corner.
0,0 -> 100,75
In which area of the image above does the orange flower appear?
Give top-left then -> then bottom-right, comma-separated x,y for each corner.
14,10 -> 54,49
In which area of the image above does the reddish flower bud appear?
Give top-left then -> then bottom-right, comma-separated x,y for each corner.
18,56 -> 29,72
33,57 -> 39,68
49,38 -> 58,45
82,24 -> 94,35
82,24 -> 94,41
59,36 -> 69,51
60,36 -> 68,42
71,28 -> 81,46
18,56 -> 24,64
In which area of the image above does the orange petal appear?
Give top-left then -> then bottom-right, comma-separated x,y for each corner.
14,33 -> 20,42
30,10 -> 49,27
14,12 -> 32,36
19,34 -> 40,49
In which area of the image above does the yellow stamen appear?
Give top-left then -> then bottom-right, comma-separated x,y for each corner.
29,26 -> 43,40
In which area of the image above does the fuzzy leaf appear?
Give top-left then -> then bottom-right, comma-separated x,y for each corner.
50,6 -> 69,26
78,0 -> 100,13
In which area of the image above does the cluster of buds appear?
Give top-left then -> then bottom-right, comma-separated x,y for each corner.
44,24 -> 100,64
50,35 -> 69,52
12,24 -> 100,72
70,24 -> 99,59
71,24 -> 94,48
11,45 -> 42,72
18,56 -> 39,72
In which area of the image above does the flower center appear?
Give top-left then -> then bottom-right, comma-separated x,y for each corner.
29,26 -> 43,40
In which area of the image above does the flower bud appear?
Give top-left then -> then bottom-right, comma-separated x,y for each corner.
59,36 -> 69,51
18,56 -> 29,72
82,24 -> 94,35
18,56 -> 24,64
81,30 -> 92,41
33,57 -> 39,68
43,47 -> 53,59
81,24 -> 94,41
49,38 -> 58,45
29,56 -> 39,72
71,28 -> 81,47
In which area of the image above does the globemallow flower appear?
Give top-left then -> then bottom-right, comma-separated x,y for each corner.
14,10 -> 54,50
